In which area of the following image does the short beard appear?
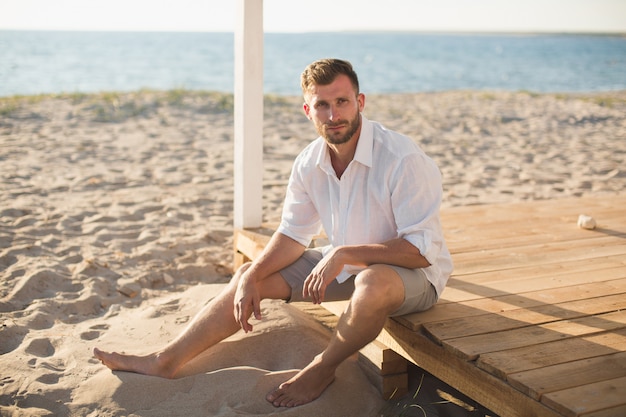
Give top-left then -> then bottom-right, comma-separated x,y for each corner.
320,113 -> 361,145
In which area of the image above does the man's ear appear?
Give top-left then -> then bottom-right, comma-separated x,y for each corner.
303,103 -> 311,119
358,93 -> 365,112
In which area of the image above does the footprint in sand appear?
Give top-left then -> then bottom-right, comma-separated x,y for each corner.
10,392 -> 69,416
0,253 -> 18,269
0,322 -> 28,354
0,376 -> 15,386
60,253 -> 84,265
80,331 -> 100,341
38,359 -> 66,373
25,357 -> 66,388
24,338 -> 55,357
36,373 -> 61,384
80,323 -> 109,341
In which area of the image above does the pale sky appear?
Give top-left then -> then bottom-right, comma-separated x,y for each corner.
1,0 -> 625,33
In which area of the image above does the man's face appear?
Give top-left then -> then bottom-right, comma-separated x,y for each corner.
303,74 -> 365,146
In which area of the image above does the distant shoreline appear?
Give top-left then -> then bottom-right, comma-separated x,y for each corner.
2,28 -> 625,36
3,87 -> 626,102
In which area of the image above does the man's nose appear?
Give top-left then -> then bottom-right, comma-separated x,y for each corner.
328,105 -> 339,121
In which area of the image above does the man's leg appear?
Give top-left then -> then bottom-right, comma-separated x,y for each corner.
94,263 -> 292,378
266,264 -> 405,407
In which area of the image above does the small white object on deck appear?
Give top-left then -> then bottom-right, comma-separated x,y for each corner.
577,214 -> 597,229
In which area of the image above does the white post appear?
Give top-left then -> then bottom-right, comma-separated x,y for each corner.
234,0 -> 264,229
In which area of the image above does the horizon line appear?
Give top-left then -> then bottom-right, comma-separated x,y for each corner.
2,28 -> 626,36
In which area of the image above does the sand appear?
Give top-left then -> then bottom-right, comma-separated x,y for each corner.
1,90 -> 625,416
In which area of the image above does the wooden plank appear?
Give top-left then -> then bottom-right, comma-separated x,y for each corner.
579,404 -> 626,417
507,351 -> 626,401
477,325 -> 626,379
290,302 -> 340,331
448,271 -> 626,307
359,339 -> 408,376
541,376 -> 626,417
442,264 -> 626,304
451,236 -> 626,275
233,226 -> 278,270
445,218 -> 626,254
233,228 -> 271,270
438,255 -> 626,303
397,276 -> 626,332
321,300 -> 349,316
376,319 -> 561,417
447,254 -> 626,287
425,292 -> 626,343
441,195 -> 626,225
234,225 -> 328,271
236,228 -> 272,251
443,213 -> 626,244
443,201 -> 626,229
441,196 -> 626,253
358,348 -> 408,400
439,309 -> 626,361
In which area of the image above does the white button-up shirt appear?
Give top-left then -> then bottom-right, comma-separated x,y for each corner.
277,116 -> 453,296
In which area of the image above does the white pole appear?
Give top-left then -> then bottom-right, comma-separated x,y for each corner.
234,0 -> 264,229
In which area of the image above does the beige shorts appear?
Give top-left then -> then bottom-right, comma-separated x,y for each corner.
279,247 -> 438,317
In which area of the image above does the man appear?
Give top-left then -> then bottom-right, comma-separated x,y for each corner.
94,58 -> 453,408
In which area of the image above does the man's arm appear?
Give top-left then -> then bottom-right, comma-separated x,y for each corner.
234,232 -> 306,332
244,231 -> 307,282
303,238 -> 429,303
332,238 -> 431,269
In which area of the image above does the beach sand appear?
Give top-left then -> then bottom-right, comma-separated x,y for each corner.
1,90 -> 625,416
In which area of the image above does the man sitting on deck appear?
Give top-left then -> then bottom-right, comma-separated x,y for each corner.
94,58 -> 453,408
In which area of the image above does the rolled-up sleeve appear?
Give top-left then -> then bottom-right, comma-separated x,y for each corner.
391,152 -> 445,266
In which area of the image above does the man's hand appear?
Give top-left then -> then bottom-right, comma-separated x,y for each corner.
303,248 -> 344,304
233,271 -> 262,333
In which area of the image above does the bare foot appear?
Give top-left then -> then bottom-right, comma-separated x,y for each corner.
93,348 -> 176,378
266,356 -> 336,408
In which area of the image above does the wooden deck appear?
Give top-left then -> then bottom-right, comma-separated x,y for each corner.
234,195 -> 626,417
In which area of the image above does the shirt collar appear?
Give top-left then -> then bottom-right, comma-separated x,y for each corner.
316,115 -> 374,172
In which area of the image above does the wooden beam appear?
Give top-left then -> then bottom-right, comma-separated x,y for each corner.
233,226 -> 272,270
234,0 -> 263,229
378,319 -> 561,417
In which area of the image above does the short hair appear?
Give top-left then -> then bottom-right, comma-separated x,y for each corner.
300,58 -> 360,96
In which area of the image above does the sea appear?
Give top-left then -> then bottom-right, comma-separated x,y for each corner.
1,30 -> 625,97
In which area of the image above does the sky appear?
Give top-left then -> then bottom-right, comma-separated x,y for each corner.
1,0 -> 625,33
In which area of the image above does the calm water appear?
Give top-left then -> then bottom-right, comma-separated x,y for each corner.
1,31 -> 625,97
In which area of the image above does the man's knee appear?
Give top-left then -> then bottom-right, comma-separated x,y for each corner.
228,262 -> 252,286
356,264 -> 401,286
353,265 -> 405,308
237,262 -> 253,275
